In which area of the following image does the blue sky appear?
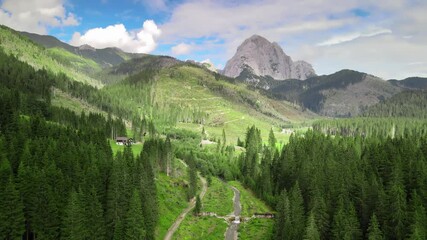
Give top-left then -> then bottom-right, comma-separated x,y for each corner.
1,0 -> 427,79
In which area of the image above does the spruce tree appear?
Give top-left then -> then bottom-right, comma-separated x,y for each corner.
62,190 -> 85,240
124,190 -> 146,240
194,195 -> 202,216
367,214 -> 384,240
268,128 -> 277,150
304,211 -> 320,240
290,181 -> 305,240
0,176 -> 25,240
275,189 -> 290,240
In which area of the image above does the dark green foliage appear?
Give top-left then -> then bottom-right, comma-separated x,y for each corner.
124,190 -> 146,240
367,214 -> 383,240
304,212 -> 320,240
363,91 -> 427,118
194,195 -> 202,216
0,49 -> 159,240
0,176 -> 25,240
187,152 -> 198,200
62,190 -> 85,240
236,126 -> 427,240
274,189 -> 290,240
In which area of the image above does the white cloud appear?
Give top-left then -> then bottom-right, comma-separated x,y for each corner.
69,20 -> 161,53
171,43 -> 192,55
0,0 -> 79,34
159,0 -> 427,79
317,28 -> 392,46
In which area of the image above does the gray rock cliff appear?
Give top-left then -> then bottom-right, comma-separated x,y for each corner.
223,35 -> 315,80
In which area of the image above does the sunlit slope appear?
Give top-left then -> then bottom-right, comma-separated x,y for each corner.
0,25 -> 103,87
103,65 -> 317,143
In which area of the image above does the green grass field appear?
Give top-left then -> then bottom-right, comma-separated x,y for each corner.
109,139 -> 143,156
155,172 -> 189,240
173,216 -> 227,240
202,177 -> 234,216
228,181 -> 271,217
239,218 -> 274,240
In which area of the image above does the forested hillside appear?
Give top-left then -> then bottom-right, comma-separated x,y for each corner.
363,91 -> 427,118
0,25 -> 103,87
234,126 -> 427,240
0,46 -> 173,240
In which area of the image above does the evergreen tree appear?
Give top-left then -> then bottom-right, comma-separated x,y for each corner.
367,214 -> 384,240
304,211 -> 320,240
62,190 -> 85,240
0,176 -> 25,240
268,128 -> 277,149
82,187 -> 105,240
194,195 -> 202,216
290,181 -> 305,240
407,191 -> 426,240
124,190 -> 146,240
275,189 -> 290,240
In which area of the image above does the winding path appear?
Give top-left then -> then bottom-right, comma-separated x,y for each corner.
163,173 -> 207,240
225,186 -> 241,240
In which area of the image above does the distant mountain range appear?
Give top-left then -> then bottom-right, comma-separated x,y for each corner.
20,31 -> 145,68
6,27 -> 427,118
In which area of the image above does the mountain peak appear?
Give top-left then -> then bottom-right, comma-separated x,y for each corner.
224,35 -> 315,82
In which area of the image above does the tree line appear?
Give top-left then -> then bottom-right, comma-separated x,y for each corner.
236,125 -> 426,240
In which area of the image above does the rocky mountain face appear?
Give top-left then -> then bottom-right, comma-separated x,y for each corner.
223,35 -> 316,84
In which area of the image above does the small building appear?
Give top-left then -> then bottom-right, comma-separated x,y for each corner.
115,137 -> 128,145
254,212 -> 275,219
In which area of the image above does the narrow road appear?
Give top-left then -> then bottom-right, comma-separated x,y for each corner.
225,186 -> 241,240
163,173 -> 207,240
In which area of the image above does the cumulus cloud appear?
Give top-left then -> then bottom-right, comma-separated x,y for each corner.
70,20 -> 161,53
0,0 -> 79,34
171,43 -> 192,55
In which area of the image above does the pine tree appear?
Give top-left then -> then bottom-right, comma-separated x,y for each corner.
124,190 -> 146,240
311,191 -> 329,239
367,214 -> 384,240
304,211 -> 320,240
0,176 -> 25,240
331,196 -> 361,240
407,191 -> 426,240
268,128 -> 277,150
82,187 -> 105,239
290,182 -> 305,240
275,189 -> 290,240
62,190 -> 85,240
194,195 -> 202,216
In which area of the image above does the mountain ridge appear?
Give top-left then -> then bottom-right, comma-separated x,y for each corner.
223,35 -> 316,84
20,31 -> 144,68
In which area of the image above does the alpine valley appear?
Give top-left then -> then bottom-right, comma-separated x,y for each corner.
0,22 -> 426,240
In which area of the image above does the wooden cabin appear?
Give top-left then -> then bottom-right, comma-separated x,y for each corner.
115,137 -> 128,145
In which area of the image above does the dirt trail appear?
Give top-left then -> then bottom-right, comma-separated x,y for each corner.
163,173 -> 207,240
225,186 -> 241,240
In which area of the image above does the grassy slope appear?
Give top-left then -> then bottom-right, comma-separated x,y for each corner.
52,88 -> 108,116
239,218 -> 274,240
173,216 -> 227,240
0,26 -> 103,87
127,65 -> 316,144
156,168 -> 189,240
202,177 -> 234,216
